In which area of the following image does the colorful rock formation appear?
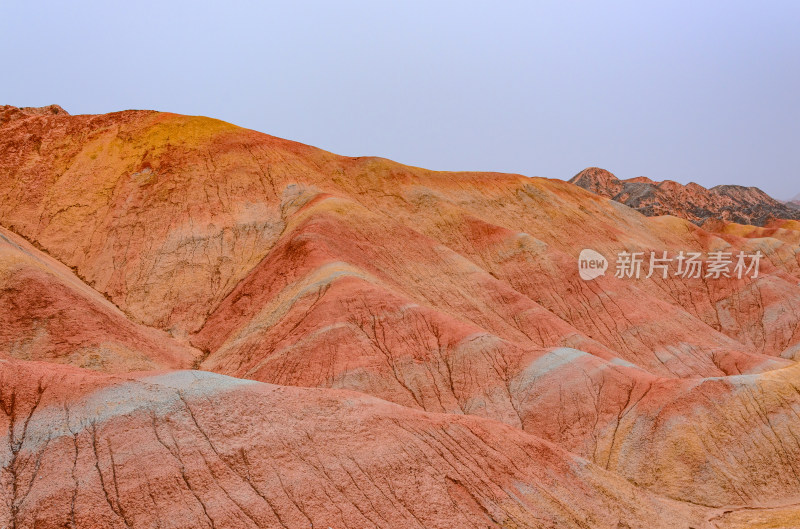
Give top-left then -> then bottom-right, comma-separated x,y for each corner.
2,106 -> 800,528
570,166 -> 800,226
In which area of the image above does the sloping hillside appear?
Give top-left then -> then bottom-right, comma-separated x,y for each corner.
2,106 -> 800,528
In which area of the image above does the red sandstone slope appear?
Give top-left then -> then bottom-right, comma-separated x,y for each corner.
3,108 -> 799,378
3,106 -> 800,527
0,225 -> 199,371
570,166 -> 800,226
0,358 -> 716,529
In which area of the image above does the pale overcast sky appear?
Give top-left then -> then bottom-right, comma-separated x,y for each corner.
1,1 -> 798,199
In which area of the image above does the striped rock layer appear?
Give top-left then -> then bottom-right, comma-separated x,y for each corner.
2,105 -> 800,528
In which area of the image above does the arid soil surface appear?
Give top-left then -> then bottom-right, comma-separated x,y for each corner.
2,105 -> 800,528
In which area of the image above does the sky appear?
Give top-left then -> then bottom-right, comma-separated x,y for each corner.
1,1 -> 798,199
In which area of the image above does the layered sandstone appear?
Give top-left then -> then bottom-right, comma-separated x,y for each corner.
570,167 -> 800,226
2,106 -> 800,528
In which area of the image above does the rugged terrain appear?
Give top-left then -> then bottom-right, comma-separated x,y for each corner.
2,105 -> 800,528
570,166 -> 800,226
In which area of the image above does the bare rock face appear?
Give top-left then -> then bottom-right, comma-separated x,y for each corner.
566,167 -> 624,198
0,358 -> 715,529
2,108 -> 800,527
570,167 -> 800,226
0,105 -> 68,126
0,226 -> 200,371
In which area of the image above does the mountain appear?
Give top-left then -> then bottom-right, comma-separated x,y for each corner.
786,192 -> 800,210
570,166 -> 800,226
2,105 -> 800,528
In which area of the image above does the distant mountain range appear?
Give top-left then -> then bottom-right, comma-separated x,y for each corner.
569,167 -> 800,226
